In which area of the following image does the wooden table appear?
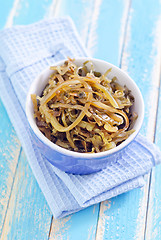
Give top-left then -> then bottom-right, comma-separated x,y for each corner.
1,1 -> 161,239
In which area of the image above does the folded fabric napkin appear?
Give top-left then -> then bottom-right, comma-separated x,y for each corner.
0,17 -> 161,219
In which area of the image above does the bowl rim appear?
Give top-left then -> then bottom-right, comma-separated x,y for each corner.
26,57 -> 144,159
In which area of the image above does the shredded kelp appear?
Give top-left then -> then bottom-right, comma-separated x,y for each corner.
31,58 -> 137,153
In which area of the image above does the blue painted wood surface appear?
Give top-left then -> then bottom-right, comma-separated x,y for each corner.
0,0 -> 161,239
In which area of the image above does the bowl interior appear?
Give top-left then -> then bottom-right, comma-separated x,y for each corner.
26,58 -> 144,158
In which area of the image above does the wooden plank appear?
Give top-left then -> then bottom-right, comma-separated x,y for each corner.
0,101 -> 21,235
93,0 -> 130,65
0,0 -> 53,239
135,9 -> 161,239
96,0 -> 161,239
49,205 -> 100,240
145,16 -> 161,238
0,0 -> 21,235
0,0 -> 15,28
1,150 -> 52,240
145,165 -> 161,240
10,0 -> 53,26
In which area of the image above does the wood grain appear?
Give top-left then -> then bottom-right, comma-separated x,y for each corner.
145,15 -> 161,238
1,151 -> 52,240
0,0 -> 15,28
49,205 -> 99,240
10,0 -> 53,25
0,0 -> 54,239
0,101 -> 21,235
0,0 -> 22,236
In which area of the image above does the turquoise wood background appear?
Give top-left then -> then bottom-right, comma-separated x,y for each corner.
0,0 -> 161,239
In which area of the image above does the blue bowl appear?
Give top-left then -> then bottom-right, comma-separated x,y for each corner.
26,58 -> 144,174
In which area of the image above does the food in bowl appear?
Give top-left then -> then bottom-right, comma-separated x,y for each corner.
31,58 -> 137,153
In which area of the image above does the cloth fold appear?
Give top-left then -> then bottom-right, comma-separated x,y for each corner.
0,17 -> 161,219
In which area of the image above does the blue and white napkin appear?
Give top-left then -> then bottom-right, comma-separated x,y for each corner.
0,17 -> 160,219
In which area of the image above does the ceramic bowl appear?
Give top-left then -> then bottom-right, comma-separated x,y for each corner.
26,58 -> 144,174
